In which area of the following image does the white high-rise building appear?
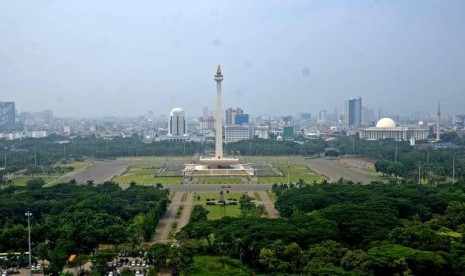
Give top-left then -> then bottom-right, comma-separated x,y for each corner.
168,108 -> 186,136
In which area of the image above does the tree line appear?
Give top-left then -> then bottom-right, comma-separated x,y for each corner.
1,134 -> 464,183
176,182 -> 465,275
0,179 -> 168,275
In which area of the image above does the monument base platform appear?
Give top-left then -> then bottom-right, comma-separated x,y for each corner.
183,163 -> 255,177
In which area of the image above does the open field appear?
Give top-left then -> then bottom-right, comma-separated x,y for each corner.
112,165 -> 183,184
257,162 -> 326,184
55,161 -> 93,170
49,156 -> 378,185
194,192 -> 244,202
193,192 -> 244,220
10,176 -> 61,186
301,157 -> 378,183
204,205 -> 241,220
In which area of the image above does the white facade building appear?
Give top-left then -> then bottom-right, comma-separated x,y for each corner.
225,125 -> 251,144
360,118 -> 429,141
255,125 -> 270,139
168,108 -> 186,136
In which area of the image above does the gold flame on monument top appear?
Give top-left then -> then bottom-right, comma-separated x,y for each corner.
216,65 -> 222,76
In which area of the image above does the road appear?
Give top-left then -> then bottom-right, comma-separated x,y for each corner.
154,192 -> 183,243
165,184 -> 272,192
60,159 -> 135,184
302,157 -> 376,183
258,191 -> 279,218
176,193 -> 194,231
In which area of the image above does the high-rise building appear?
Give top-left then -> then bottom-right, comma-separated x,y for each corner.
0,102 -> 16,131
225,107 -> 243,126
234,113 -> 249,125
202,107 -> 209,119
199,116 -> 215,131
225,125 -> 251,143
44,109 -> 54,125
344,97 -> 362,126
255,125 -> 270,139
168,107 -> 186,136
299,112 -> 312,121
317,110 -> 327,124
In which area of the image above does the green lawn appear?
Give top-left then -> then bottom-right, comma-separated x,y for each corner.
193,192 -> 243,220
112,165 -> 183,184
60,161 -> 92,170
258,162 -> 326,184
204,205 -> 241,220
10,176 -> 61,186
267,191 -> 277,202
194,192 -> 244,202
191,255 -> 254,276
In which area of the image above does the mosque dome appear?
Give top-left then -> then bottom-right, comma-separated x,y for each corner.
376,118 -> 396,128
418,121 -> 424,126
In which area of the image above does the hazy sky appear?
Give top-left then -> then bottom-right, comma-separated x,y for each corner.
1,1 -> 464,118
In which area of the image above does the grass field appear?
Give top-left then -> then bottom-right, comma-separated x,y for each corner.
191,255 -> 254,276
257,162 -> 326,184
194,192 -> 244,220
112,165 -> 183,184
55,161 -> 92,170
267,191 -> 277,202
204,205 -> 241,220
194,192 -> 244,202
10,176 -> 61,186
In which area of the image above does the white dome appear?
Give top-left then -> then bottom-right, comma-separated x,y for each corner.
376,118 -> 396,128
418,121 -> 424,126
170,107 -> 184,116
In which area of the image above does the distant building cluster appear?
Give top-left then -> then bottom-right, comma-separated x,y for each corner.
5,91 -> 465,147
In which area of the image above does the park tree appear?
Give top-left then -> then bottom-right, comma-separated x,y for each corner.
146,243 -> 170,272
189,205 -> 209,223
169,245 -> 193,276
325,149 -> 339,158
26,178 -> 46,189
446,201 -> 465,229
90,250 -> 118,275
341,249 -> 373,274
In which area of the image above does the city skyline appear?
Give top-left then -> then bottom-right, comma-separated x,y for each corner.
1,1 -> 464,117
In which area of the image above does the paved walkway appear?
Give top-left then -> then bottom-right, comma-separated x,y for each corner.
176,193 -> 194,232
154,192 -> 183,243
258,191 -> 279,218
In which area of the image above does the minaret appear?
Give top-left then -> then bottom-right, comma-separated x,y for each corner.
214,65 -> 224,159
436,101 -> 441,142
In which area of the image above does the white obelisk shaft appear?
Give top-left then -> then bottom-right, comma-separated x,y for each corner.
214,66 -> 224,159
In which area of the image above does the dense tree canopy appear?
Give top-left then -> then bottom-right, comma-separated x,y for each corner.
178,182 -> 465,274
0,181 -> 168,274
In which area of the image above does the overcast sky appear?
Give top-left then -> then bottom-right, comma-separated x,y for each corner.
1,1 -> 464,118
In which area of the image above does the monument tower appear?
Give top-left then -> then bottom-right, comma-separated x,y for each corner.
183,66 -> 254,177
214,65 -> 224,159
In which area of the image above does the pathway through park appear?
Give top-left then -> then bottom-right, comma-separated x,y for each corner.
154,192 -> 183,243
176,193 -> 194,231
258,191 -> 279,218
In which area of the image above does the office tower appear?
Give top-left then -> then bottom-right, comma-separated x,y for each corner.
0,102 -> 16,130
202,107 -> 209,119
225,107 -> 243,126
344,97 -> 362,126
168,108 -> 186,136
234,113 -> 249,125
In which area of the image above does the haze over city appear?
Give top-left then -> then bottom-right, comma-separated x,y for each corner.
1,1 -> 464,117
